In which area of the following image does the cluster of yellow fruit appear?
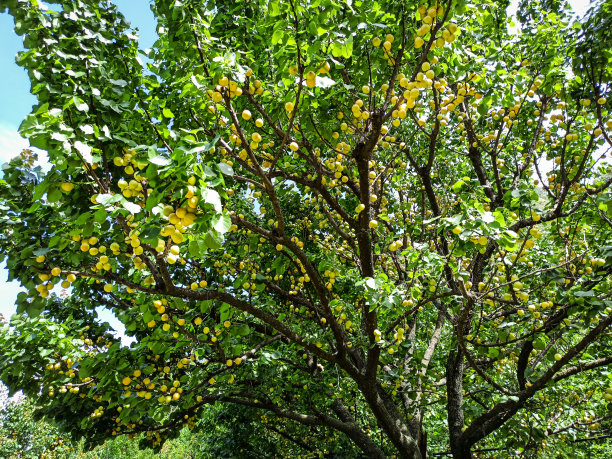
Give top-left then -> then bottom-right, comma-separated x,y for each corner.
75,234 -> 102,258
415,5 -> 458,49
121,367 -> 184,402
322,268 -> 340,291
373,9 -> 457,54
117,178 -> 143,199
34,256 -> 77,297
389,240 -> 404,251
216,75 -> 244,98
392,327 -> 405,346
112,150 -> 147,177
208,70 -> 264,104
289,61 -> 328,88
90,406 -> 105,418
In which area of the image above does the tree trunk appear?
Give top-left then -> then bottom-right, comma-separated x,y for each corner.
330,398 -> 387,459
359,382 -> 423,459
446,348 -> 473,459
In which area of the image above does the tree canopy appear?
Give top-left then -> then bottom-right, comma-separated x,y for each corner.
1,0 -> 611,457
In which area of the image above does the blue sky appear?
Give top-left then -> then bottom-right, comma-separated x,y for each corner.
0,1 -> 157,340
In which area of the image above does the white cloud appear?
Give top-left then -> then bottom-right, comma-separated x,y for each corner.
0,123 -> 48,168
567,0 -> 591,18
0,124 -> 29,163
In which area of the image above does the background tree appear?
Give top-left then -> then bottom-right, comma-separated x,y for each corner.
0,384 -> 72,459
1,0 -> 611,458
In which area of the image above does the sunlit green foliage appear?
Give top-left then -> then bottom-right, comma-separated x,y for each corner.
0,0 -> 611,457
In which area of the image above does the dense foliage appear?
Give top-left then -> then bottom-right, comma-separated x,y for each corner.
1,0 -> 611,457
0,386 -> 71,459
0,384 -> 205,458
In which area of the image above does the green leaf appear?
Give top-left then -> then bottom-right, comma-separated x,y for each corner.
148,155 -> 172,166
452,180 -> 466,192
140,226 -> 161,242
219,303 -> 230,322
533,338 -> 546,351
47,188 -> 62,203
121,199 -> 142,214
201,189 -> 222,212
477,96 -> 492,116
97,193 -> 122,206
269,1 -> 280,16
231,324 -> 251,337
217,162 -> 234,176
94,209 -> 107,222
73,96 -> 89,112
212,213 -> 231,234
487,348 -> 500,359
189,238 -> 207,257
204,230 -> 223,250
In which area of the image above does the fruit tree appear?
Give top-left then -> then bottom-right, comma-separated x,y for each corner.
1,0 -> 612,457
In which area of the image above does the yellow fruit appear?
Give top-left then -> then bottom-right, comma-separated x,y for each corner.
372,37 -> 381,47
61,182 -> 74,192
122,377 -> 131,386
241,110 -> 252,120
